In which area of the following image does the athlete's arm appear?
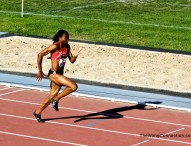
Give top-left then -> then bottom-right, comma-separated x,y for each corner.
36,44 -> 57,81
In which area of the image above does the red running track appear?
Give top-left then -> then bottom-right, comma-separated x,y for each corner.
0,85 -> 190,146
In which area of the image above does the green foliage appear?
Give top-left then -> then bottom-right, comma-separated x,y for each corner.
1,0 -> 191,52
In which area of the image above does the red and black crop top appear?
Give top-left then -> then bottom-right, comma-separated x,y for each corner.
51,42 -> 70,60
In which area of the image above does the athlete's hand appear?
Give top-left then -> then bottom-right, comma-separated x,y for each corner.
36,71 -> 44,81
71,45 -> 81,57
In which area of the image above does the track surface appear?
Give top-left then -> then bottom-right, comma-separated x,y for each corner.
0,85 -> 190,146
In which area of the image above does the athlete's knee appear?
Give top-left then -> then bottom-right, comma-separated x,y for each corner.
71,83 -> 78,91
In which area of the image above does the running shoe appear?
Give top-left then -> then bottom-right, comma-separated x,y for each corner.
51,97 -> 59,111
33,112 -> 45,123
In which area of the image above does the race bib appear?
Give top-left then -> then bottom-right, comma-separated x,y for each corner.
59,58 -> 66,67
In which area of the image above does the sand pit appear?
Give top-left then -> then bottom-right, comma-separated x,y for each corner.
0,36 -> 191,93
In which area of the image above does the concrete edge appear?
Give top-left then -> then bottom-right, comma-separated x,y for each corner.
0,70 -> 191,99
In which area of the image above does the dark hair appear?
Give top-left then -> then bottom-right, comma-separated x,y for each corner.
53,29 -> 69,43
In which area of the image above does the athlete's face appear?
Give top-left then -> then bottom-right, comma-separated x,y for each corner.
60,34 -> 69,44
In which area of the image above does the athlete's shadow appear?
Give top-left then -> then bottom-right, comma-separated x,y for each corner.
43,101 -> 162,122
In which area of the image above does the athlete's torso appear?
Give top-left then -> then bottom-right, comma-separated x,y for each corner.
51,42 -> 70,69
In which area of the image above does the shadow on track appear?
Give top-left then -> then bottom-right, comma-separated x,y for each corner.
43,101 -> 162,122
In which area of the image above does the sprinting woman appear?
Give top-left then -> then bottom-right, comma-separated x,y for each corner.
33,30 -> 80,123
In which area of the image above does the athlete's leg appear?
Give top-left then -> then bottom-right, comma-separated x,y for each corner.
49,74 -> 78,110
35,81 -> 61,114
49,74 -> 77,100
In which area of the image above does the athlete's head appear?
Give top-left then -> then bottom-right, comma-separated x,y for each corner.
53,29 -> 69,44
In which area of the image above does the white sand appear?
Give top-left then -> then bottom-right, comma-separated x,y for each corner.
0,36 -> 191,93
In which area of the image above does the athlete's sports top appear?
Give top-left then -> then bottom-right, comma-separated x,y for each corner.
51,42 -> 69,67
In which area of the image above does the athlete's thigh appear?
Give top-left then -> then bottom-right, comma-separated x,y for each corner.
49,74 -> 76,88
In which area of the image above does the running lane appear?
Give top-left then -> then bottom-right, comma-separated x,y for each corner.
0,85 -> 190,146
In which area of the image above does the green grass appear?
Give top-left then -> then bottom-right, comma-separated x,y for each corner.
1,0 -> 191,52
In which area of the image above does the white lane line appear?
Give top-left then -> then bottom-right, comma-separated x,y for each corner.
0,97 -> 191,128
72,1 -> 118,10
0,89 -> 27,97
1,113 -> 191,145
50,1 -> 118,11
0,87 -> 12,90
0,131 -> 88,146
1,83 -> 190,112
162,128 -> 185,136
148,136 -> 191,145
0,10 -> 191,30
123,116 -> 191,128
0,97 -> 42,105
0,113 -> 141,137
131,140 -> 150,146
